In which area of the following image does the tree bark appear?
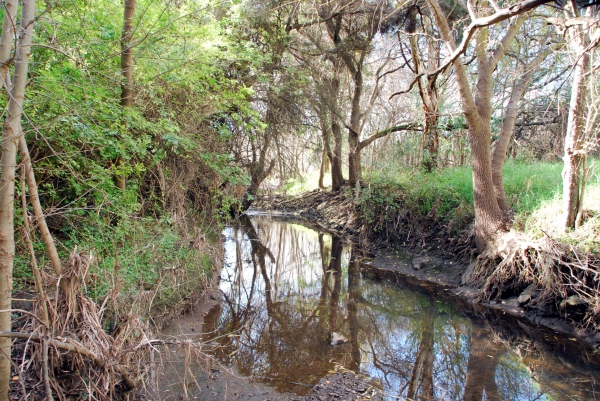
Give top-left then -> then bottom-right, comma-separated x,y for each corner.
562,6 -> 590,230
491,47 -> 551,214
317,100 -> 343,191
348,66 -> 364,188
330,117 -> 344,191
426,0 -> 525,249
0,0 -> 36,397
116,0 -> 137,190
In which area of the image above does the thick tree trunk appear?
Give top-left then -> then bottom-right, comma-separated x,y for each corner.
426,0 -> 523,249
116,0 -> 137,190
562,18 -> 589,229
0,0 -> 35,397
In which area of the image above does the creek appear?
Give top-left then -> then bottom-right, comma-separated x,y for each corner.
162,214 -> 600,400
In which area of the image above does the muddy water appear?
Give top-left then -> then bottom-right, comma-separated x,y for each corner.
182,215 -> 600,400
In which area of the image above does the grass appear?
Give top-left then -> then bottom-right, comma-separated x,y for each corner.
285,158 -> 599,252
13,211 -> 218,315
365,160 -> 570,218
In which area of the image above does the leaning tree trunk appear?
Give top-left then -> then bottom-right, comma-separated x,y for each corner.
492,47 -> 551,215
0,0 -> 36,397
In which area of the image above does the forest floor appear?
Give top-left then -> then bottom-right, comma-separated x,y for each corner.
251,190 -> 600,348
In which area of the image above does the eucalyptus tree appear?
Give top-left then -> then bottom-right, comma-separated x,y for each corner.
549,4 -> 600,229
422,0 -> 561,250
316,0 -> 405,189
392,3 -> 448,172
490,21 -> 558,214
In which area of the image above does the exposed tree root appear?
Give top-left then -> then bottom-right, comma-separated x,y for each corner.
468,231 -> 600,330
9,246 -> 215,400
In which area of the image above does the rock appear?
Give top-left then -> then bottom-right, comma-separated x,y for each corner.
518,284 -> 536,305
560,295 -> 586,308
461,262 -> 476,285
329,332 -> 348,346
412,257 -> 430,271
518,293 -> 531,305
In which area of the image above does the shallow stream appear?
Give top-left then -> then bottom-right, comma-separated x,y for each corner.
165,215 -> 600,400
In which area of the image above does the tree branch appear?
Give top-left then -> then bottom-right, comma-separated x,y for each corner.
390,0 -> 553,100
358,123 -> 422,152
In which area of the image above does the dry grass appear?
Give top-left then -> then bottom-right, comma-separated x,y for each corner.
8,242 -> 218,401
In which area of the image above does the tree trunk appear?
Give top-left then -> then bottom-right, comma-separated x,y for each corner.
426,0 -> 523,249
116,0 -> 137,190
330,118 -> 344,191
562,11 -> 590,230
348,68 -> 363,188
0,0 -> 36,397
317,103 -> 343,191
318,147 -> 329,189
492,48 -> 550,215
422,112 -> 439,172
408,13 -> 441,173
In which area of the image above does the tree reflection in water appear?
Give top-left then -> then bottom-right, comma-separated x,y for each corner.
205,215 -> 600,400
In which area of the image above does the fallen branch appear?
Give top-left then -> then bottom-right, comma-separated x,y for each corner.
0,331 -> 137,390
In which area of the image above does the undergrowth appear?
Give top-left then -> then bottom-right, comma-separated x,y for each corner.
361,159 -> 599,253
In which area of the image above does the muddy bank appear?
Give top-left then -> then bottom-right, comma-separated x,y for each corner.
252,191 -> 600,348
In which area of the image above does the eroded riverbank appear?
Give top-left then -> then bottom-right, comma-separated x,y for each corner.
156,215 -> 600,400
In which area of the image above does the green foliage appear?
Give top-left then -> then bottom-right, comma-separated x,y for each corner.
10,0 -> 268,314
359,159 -> 589,245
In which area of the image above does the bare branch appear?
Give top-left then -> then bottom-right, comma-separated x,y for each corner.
391,0 -> 554,100
358,122 -> 422,151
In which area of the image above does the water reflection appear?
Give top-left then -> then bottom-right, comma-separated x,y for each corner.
206,215 -> 600,400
